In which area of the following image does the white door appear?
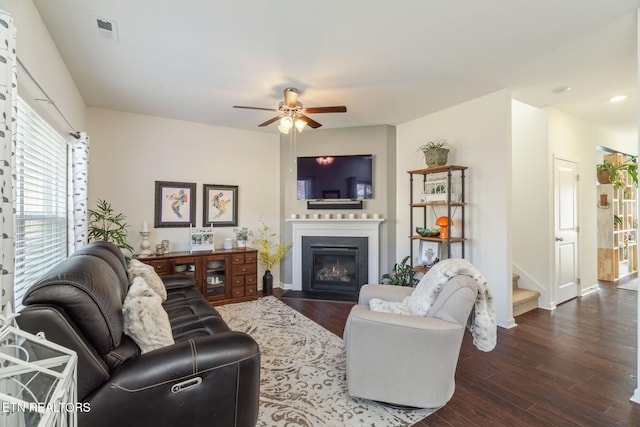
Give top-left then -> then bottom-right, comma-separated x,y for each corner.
554,157 -> 579,304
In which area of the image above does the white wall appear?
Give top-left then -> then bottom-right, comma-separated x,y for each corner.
397,90 -> 513,327
87,107 -> 283,285
512,100 -> 551,305
5,0 -> 85,133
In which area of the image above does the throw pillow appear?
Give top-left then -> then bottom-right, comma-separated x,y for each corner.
128,259 -> 167,302
123,277 -> 174,353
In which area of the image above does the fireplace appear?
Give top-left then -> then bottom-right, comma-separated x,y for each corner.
302,236 -> 368,294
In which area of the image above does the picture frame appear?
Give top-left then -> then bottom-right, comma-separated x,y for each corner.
419,240 -> 440,267
154,181 -> 196,227
203,184 -> 238,227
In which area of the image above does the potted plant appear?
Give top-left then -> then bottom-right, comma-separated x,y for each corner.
418,137 -> 450,167
597,156 -> 638,188
381,255 -> 417,286
252,224 -> 292,294
233,227 -> 253,248
88,199 -> 135,258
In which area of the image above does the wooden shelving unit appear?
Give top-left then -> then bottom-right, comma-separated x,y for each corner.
597,153 -> 637,281
408,165 -> 468,275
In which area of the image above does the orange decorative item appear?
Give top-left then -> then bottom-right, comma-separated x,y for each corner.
435,216 -> 454,239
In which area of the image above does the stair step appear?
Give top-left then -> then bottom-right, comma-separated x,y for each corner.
513,288 -> 540,317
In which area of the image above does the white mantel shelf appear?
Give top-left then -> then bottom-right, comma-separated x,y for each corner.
287,218 -> 385,291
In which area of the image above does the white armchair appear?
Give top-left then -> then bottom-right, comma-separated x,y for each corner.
343,275 -> 478,408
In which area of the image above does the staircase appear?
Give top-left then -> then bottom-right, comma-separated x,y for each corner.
512,274 -> 540,317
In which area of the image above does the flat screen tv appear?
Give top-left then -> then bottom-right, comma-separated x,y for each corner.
296,154 -> 373,200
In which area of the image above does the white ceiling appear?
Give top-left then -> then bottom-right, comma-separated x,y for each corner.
32,0 -> 639,137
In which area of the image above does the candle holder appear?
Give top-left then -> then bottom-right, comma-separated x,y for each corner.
139,231 -> 152,257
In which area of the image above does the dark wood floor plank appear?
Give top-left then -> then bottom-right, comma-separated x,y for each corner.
270,279 -> 640,426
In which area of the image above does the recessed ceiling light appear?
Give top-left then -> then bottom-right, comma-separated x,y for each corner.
609,95 -> 627,103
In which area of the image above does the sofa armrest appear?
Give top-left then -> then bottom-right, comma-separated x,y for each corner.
358,284 -> 414,305
161,274 -> 197,290
82,332 -> 260,427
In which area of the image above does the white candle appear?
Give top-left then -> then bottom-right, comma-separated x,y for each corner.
141,221 -> 149,232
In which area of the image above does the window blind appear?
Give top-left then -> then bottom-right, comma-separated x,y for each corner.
14,97 -> 69,311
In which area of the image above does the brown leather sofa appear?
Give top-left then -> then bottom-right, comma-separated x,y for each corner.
17,241 -> 260,427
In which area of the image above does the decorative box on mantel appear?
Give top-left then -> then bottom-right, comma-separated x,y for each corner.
0,324 -> 78,427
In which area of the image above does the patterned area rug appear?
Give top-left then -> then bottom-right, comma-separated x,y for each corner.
216,296 -> 434,426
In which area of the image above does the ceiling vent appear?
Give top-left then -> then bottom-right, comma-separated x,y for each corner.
93,16 -> 118,42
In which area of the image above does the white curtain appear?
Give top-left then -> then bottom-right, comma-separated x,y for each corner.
0,11 -> 17,316
69,131 -> 89,252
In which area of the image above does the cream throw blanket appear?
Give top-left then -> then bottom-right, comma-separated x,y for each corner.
370,258 -> 496,352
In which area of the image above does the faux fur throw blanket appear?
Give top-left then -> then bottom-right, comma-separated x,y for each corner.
370,258 -> 496,352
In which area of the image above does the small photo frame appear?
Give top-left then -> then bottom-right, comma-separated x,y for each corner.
419,240 -> 440,267
155,181 -> 196,227
203,184 -> 238,227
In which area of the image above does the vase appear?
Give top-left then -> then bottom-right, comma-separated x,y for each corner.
263,270 -> 273,295
238,240 -> 246,248
423,148 -> 449,167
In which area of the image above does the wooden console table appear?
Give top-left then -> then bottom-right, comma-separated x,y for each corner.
137,248 -> 258,305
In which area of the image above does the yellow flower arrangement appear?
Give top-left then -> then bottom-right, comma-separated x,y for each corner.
253,223 -> 292,271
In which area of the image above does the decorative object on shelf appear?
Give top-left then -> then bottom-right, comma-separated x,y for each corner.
139,221 -> 151,258
418,137 -> 450,167
234,227 -> 253,248
381,255 -> 417,286
435,216 -> 454,239
203,184 -> 239,227
599,193 -> 610,208
223,238 -> 233,250
190,225 -> 215,252
88,198 -> 135,258
154,181 -> 196,227
253,224 -> 292,295
419,241 -> 440,267
415,227 -> 440,237
596,155 -> 638,188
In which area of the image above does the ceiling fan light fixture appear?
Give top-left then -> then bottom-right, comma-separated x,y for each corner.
609,95 -> 627,103
295,119 -> 307,132
278,123 -> 290,134
280,116 -> 294,129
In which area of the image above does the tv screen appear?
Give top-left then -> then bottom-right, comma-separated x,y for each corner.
297,154 -> 373,200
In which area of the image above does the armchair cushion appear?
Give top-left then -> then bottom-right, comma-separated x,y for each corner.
123,277 -> 174,353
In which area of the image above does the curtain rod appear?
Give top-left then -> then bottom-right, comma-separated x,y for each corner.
17,58 -> 80,139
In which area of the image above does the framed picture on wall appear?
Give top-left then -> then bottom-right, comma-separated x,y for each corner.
154,181 -> 196,227
203,184 -> 238,227
419,240 -> 440,267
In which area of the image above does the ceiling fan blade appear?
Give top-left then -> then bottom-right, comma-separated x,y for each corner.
258,115 -> 283,127
304,106 -> 347,114
284,88 -> 299,108
297,115 -> 322,129
233,105 -> 278,112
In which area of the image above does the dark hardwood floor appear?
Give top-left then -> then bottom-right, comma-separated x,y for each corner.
273,279 -> 640,427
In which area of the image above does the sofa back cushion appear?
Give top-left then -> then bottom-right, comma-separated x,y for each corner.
22,254 -> 125,357
426,275 -> 478,325
71,241 -> 129,299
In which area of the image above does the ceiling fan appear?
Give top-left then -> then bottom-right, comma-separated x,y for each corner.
233,87 -> 347,133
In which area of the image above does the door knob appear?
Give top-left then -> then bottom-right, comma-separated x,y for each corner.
555,237 -> 564,241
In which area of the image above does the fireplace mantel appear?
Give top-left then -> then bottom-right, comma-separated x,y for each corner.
287,218 -> 385,291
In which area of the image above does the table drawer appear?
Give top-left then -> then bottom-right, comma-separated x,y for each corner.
144,260 -> 169,275
231,275 -> 245,287
245,285 -> 257,297
245,274 -> 257,286
231,254 -> 246,264
231,286 -> 245,298
232,264 -> 257,275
